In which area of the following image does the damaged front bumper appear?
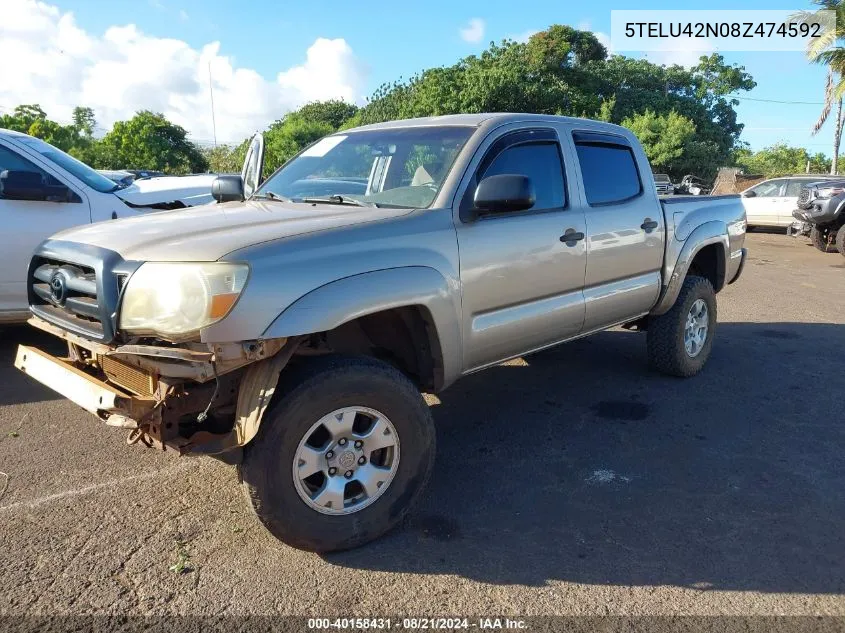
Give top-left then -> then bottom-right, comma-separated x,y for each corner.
15,316 -> 296,460
15,345 -> 156,421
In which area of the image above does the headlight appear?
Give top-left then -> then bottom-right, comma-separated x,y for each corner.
119,262 -> 249,338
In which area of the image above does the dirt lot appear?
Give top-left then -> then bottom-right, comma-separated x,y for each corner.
1,231 -> 844,617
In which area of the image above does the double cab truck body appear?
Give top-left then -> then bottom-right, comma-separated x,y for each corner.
15,114 -> 747,551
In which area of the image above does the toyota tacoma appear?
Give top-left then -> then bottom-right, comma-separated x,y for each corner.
14,114 -> 747,551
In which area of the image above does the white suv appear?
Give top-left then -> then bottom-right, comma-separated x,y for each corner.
741,176 -> 837,228
0,129 -> 219,322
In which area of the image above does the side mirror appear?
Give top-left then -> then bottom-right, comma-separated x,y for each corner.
0,170 -> 70,202
212,175 -> 244,203
742,190 -> 756,198
474,174 -> 535,214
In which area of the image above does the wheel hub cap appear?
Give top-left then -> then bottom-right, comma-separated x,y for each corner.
292,406 -> 400,516
684,299 -> 709,358
336,450 -> 356,470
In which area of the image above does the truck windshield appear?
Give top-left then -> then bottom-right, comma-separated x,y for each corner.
15,136 -> 119,193
255,126 -> 475,209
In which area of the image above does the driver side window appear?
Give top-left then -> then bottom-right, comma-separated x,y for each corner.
0,144 -> 72,202
481,142 -> 566,212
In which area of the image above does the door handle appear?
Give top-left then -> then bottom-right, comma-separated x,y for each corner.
641,218 -> 658,232
560,229 -> 585,244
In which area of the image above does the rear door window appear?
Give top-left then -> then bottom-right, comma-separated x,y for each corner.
574,138 -> 642,205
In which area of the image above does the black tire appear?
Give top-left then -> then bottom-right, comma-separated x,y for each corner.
238,355 -> 435,552
836,224 -> 845,258
811,226 -> 837,253
647,276 -> 717,377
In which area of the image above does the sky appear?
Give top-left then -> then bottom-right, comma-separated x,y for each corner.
0,0 -> 837,157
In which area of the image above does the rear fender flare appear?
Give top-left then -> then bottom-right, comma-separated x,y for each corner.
651,221 -> 729,316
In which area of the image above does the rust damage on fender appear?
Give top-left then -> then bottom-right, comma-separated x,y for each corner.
17,315 -> 302,460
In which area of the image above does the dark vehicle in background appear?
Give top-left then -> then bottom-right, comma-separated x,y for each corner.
654,173 -> 673,195
675,174 -> 711,196
793,180 -> 845,256
126,169 -> 166,180
97,169 -> 135,188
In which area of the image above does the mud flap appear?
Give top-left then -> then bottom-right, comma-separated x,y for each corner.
234,337 -> 302,446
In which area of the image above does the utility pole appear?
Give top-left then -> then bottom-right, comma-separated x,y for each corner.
208,61 -> 217,148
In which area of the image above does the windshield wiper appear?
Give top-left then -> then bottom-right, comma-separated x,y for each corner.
252,191 -> 290,202
295,195 -> 378,207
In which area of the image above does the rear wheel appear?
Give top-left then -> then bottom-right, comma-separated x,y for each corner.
811,226 -> 837,253
239,355 -> 436,552
647,276 -> 717,377
836,224 -> 845,258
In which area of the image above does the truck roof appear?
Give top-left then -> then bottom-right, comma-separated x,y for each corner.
347,113 -> 629,133
0,128 -> 31,139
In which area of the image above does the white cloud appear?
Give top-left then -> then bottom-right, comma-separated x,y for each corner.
510,29 -> 539,43
0,0 -> 367,144
459,18 -> 486,44
643,39 -> 715,68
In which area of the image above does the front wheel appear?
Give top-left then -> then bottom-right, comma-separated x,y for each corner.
647,276 -> 717,377
811,226 -> 837,253
239,355 -> 436,552
836,224 -> 845,258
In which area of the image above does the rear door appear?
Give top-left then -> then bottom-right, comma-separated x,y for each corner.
569,130 -> 664,331
0,139 -> 90,315
783,178 -> 817,226
454,126 -> 587,371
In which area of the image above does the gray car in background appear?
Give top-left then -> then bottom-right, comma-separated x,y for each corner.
793,179 -> 845,255
653,173 -> 672,195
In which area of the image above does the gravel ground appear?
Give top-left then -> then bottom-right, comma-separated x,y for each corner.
0,231 -> 843,617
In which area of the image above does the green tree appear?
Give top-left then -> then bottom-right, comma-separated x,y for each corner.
263,116 -> 333,175
202,144 -> 245,174
294,100 -> 359,129
621,110 -> 696,172
350,26 -> 754,179
0,103 -> 92,154
99,111 -> 208,174
734,143 -> 832,177
72,107 -> 96,137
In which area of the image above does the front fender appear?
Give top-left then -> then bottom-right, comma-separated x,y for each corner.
262,266 -> 463,389
651,221 -> 729,316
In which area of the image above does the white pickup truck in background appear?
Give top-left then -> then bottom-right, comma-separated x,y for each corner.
0,128 -> 219,322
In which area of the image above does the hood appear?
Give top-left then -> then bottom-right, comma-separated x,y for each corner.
114,174 -> 218,207
50,199 -> 413,261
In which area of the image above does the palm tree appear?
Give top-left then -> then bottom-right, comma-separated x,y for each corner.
796,0 -> 845,173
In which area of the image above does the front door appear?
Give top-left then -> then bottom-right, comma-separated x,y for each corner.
455,127 -> 587,371
569,130 -> 664,331
0,140 -> 90,316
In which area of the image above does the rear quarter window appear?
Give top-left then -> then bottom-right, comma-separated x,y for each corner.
574,142 -> 642,205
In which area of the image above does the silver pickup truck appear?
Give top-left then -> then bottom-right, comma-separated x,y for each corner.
15,114 -> 747,552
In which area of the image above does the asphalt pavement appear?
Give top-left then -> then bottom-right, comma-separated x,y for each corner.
1,231 -> 844,617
